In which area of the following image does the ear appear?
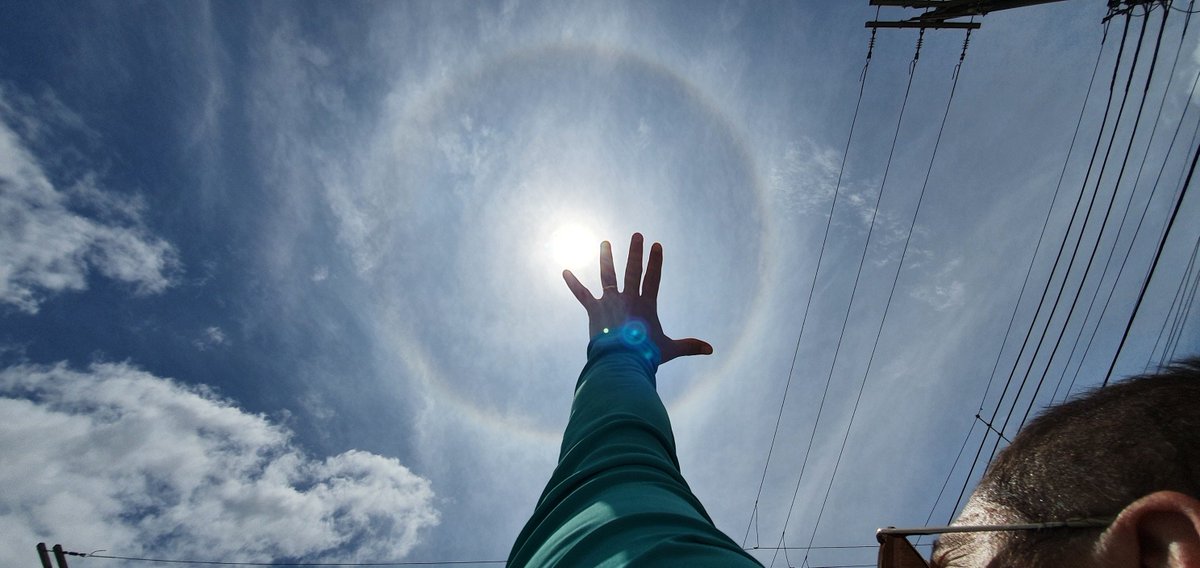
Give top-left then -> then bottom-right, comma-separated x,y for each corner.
1093,491 -> 1200,568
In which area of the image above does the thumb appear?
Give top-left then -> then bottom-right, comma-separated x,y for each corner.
664,337 -> 714,362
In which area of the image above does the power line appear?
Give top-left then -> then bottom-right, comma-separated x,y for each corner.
744,544 -> 882,551
913,419 -> 979,548
1147,244 -> 1197,367
76,553 -> 505,566
798,28 -> 972,567
1166,242 -> 1200,360
768,28 -> 926,568
945,8 -> 1136,523
1158,234 -> 1200,364
1067,59 -> 1200,397
919,14 -> 1111,529
1011,0 -> 1171,432
988,7 -> 1143,456
982,6 -> 1152,468
1051,0 -> 1195,402
1170,1 -> 1200,14
1147,242 -> 1197,366
970,16 -> 1113,419
742,24 -> 880,550
1103,106 -> 1200,385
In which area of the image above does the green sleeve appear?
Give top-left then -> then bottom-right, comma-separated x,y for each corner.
507,331 -> 763,567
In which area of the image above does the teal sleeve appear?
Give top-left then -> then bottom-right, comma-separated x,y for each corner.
507,330 -> 763,567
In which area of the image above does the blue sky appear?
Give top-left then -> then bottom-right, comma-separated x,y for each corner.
1,1 -> 1198,566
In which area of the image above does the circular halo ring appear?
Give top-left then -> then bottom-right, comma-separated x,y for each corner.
384,42 -> 776,441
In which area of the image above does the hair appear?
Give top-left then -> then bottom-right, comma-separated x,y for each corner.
969,357 -> 1200,565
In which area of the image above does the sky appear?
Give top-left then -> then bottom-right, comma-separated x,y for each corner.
1,1 -> 1199,567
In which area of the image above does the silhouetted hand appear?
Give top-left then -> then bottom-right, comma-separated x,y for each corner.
563,233 -> 713,365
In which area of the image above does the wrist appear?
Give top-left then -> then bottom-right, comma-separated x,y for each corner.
586,319 -> 662,368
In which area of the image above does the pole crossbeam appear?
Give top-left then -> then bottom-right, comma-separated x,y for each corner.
867,0 -> 1068,30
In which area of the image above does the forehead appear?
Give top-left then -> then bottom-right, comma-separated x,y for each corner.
929,497 -> 1011,567
930,532 -> 1000,568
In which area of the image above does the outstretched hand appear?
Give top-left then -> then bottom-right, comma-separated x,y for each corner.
563,233 -> 713,365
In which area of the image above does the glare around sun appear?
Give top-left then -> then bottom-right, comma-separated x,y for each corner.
549,224 -> 598,271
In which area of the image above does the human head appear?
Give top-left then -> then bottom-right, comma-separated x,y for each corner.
931,357 -> 1200,567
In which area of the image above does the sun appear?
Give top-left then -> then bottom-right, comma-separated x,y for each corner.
548,223 -> 598,271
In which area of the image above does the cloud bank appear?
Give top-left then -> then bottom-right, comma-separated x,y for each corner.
0,362 -> 439,566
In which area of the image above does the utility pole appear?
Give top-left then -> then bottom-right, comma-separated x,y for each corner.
36,543 -> 52,568
36,543 -> 84,568
53,544 -> 70,568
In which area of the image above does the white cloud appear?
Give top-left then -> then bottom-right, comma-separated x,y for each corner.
193,326 -> 228,350
911,279 -> 967,311
0,362 -> 438,566
767,137 -> 924,267
0,91 -> 178,313
300,390 -> 336,422
911,258 -> 968,312
767,137 -> 843,216
311,266 -> 330,282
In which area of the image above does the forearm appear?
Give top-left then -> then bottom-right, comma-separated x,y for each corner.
508,341 -> 761,567
558,330 -> 670,463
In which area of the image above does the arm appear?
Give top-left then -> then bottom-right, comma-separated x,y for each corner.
507,234 -> 762,567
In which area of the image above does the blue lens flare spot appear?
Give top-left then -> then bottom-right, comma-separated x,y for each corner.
590,320 -> 660,366
620,320 -> 647,346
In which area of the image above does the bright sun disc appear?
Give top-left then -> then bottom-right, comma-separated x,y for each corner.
549,224 -> 597,270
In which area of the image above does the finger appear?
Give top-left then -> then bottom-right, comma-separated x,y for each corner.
600,240 -> 618,292
643,241 -> 663,302
624,233 -> 644,295
563,269 -> 595,307
663,337 -> 714,363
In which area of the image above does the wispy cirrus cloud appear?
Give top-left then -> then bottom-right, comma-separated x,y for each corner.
0,361 -> 439,566
0,89 -> 178,313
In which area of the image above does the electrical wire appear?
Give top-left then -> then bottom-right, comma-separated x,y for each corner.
1146,246 -> 1197,367
798,28 -> 971,567
741,24 -> 879,550
1049,0 -> 1194,403
1067,66 -> 1200,396
970,17 -> 1112,423
1166,242 -> 1200,360
982,6 -> 1150,477
1170,2 -> 1200,14
987,8 -> 1141,457
767,29 -> 925,568
745,544 -> 881,551
1103,112 -> 1200,385
81,553 -> 505,566
918,14 -> 1111,531
1158,235 -> 1200,363
913,420 -> 979,548
1010,1 -> 1171,432
945,9 -> 1136,523
1099,7 -> 1200,384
